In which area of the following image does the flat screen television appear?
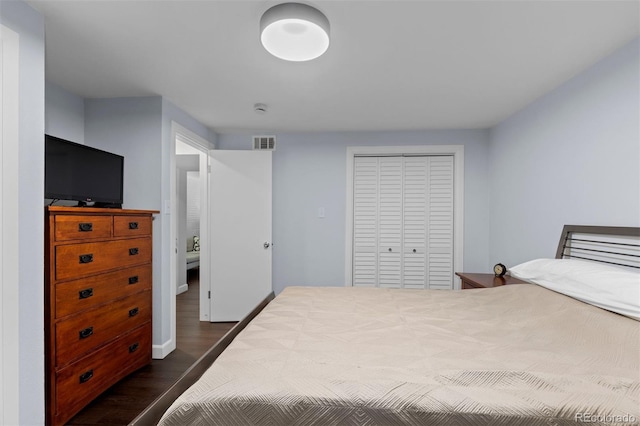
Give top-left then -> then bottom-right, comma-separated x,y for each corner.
45,135 -> 124,208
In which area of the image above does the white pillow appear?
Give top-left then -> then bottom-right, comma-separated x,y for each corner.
510,258 -> 640,320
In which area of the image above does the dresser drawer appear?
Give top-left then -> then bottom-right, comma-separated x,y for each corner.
55,291 -> 151,367
55,238 -> 152,281
54,215 -> 112,242
114,215 -> 152,237
54,322 -> 151,422
55,265 -> 152,319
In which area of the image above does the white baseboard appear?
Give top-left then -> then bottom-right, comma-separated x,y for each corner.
152,339 -> 175,359
177,283 -> 189,295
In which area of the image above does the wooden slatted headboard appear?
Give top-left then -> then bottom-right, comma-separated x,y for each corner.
555,225 -> 640,269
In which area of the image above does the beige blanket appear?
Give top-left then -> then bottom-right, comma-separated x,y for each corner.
159,285 -> 640,425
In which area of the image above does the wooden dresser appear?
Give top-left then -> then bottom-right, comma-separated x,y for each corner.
45,206 -> 157,425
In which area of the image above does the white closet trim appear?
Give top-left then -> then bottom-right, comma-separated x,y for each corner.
345,145 -> 464,289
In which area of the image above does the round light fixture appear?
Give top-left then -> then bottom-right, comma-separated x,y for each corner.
260,3 -> 330,62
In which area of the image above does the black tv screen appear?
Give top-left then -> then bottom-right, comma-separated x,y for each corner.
45,135 -> 124,207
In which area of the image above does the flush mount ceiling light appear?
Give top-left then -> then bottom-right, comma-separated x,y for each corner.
260,3 -> 330,62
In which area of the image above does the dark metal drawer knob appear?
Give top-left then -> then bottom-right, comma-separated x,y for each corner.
129,222 -> 139,230
129,248 -> 139,256
129,342 -> 139,353
79,254 -> 94,264
79,369 -> 94,384
128,276 -> 139,285
79,326 -> 94,340
129,307 -> 139,317
78,288 -> 94,299
78,223 -> 93,232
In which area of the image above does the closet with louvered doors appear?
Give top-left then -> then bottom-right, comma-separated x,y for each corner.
352,155 -> 454,289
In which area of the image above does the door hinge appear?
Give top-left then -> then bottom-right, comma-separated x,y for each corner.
208,291 -> 211,299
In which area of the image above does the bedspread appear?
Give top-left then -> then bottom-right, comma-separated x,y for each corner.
159,285 -> 640,425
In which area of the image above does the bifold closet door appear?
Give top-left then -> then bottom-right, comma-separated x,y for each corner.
402,157 -> 427,289
424,156 -> 454,289
378,157 -> 403,287
353,157 -> 379,287
352,155 -> 454,289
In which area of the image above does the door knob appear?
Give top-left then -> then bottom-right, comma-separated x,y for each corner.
264,242 -> 271,249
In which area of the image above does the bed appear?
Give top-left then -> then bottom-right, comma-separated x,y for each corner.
133,225 -> 640,425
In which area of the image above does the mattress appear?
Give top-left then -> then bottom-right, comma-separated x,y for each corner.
159,285 -> 640,425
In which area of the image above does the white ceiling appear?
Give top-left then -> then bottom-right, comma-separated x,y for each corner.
29,0 -> 639,133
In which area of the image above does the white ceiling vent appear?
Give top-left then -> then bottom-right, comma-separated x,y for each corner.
253,135 -> 276,151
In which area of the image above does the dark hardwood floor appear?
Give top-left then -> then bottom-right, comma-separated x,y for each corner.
67,270 -> 236,425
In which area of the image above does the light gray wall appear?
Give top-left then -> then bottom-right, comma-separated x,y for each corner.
488,37 -> 640,268
45,80 -> 85,143
85,97 -> 163,209
160,99 -> 214,348
84,96 -> 165,344
218,130 -> 491,295
47,94 -> 214,356
0,0 -> 45,424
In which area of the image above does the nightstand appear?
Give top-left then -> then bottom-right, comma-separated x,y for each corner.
455,272 -> 528,289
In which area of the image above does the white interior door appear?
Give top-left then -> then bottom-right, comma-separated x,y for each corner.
209,150 -> 272,321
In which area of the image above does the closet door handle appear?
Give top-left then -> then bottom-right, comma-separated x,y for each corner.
129,222 -> 139,230
78,223 -> 93,232
79,369 -> 94,384
388,248 -> 392,252
129,248 -> 139,256
79,254 -> 94,264
413,249 -> 417,253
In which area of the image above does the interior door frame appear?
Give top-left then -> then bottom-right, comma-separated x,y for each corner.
345,145 -> 464,289
169,122 -> 213,356
0,23 -> 20,426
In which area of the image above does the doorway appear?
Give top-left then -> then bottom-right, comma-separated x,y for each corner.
170,123 -> 212,355
175,142 -> 201,296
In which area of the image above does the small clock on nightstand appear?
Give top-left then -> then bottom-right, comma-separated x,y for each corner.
493,263 -> 507,277
455,271 -> 527,289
